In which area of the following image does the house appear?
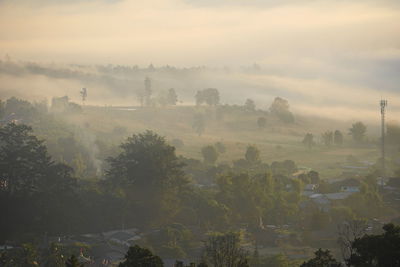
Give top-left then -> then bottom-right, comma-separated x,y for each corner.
302,184 -> 318,197
340,186 -> 360,193
330,178 -> 361,192
309,194 -> 331,211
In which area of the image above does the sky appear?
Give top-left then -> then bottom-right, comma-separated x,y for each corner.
0,0 -> 399,122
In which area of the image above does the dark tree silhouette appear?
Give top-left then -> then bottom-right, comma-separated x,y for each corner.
192,113 -> 206,136
300,249 -> 341,267
302,133 -> 315,149
119,245 -> 163,267
201,145 -> 219,165
245,145 -> 260,164
334,130 -> 344,145
167,88 -> 178,105
195,88 -> 220,106
349,122 -> 367,143
65,255 -> 84,267
203,232 -> 249,267
269,97 -> 294,123
244,99 -> 255,111
347,223 -> 400,267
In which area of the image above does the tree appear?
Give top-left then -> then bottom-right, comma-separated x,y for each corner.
334,130 -> 344,146
245,145 -> 260,164
302,133 -> 315,149
202,145 -> 219,165
347,223 -> 400,267
65,255 -> 84,267
308,171 -> 320,184
349,122 -> 366,143
106,131 -> 188,224
257,117 -> 267,129
300,249 -> 341,267
0,123 -> 76,195
337,219 -> 366,263
214,142 -> 226,154
203,232 -> 249,267
42,243 -> 64,267
269,97 -> 294,123
321,131 -> 333,146
244,99 -> 256,112
119,245 -> 163,267
195,88 -> 220,106
80,88 -> 87,105
166,88 -> 178,105
192,114 -> 205,136
0,123 -> 78,241
144,76 -> 152,106
0,99 -> 5,119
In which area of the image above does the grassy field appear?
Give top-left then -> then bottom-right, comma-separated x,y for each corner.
61,105 -> 379,179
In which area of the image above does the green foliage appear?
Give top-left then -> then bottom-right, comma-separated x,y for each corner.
119,245 -> 163,267
42,243 -> 65,267
0,123 -> 78,241
269,97 -> 294,123
302,133 -> 315,149
0,243 -> 40,267
347,223 -> 400,267
321,131 -> 333,146
349,121 -> 367,143
214,142 -> 226,154
106,130 -> 188,225
201,145 -> 219,165
192,113 -> 206,136
167,88 -> 178,105
334,130 -> 344,145
244,99 -> 256,112
203,232 -> 249,267
245,145 -> 260,164
195,88 -> 220,106
65,255 -> 84,267
300,249 -> 341,267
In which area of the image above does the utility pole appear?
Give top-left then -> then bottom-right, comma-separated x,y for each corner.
380,99 -> 387,179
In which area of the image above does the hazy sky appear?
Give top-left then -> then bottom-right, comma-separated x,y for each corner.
0,0 -> 399,122
1,0 -> 399,66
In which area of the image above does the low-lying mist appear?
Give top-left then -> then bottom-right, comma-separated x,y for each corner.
1,60 -> 398,126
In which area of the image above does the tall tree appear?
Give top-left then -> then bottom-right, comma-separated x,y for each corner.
119,245 -> 163,267
0,123 -> 77,241
302,133 -> 315,149
300,249 -> 341,267
144,76 -> 152,106
347,223 -> 400,267
349,122 -> 367,143
203,232 -> 249,267
334,130 -> 344,146
195,88 -> 220,106
166,88 -> 178,105
80,88 -> 87,105
202,145 -> 219,165
65,255 -> 84,267
245,145 -> 260,164
269,97 -> 294,123
244,99 -> 256,112
321,131 -> 333,146
106,131 -> 188,225
192,114 -> 206,136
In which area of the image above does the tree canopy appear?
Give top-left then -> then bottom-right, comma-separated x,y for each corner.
119,245 -> 164,267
